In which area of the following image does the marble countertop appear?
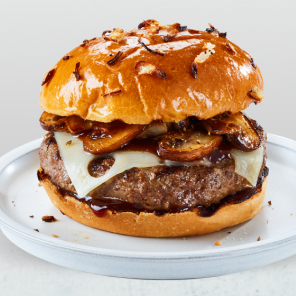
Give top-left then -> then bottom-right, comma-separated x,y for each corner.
0,229 -> 295,296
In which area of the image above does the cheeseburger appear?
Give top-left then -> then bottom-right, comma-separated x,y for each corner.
38,20 -> 268,237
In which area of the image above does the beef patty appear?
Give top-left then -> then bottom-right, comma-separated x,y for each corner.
39,132 -> 265,211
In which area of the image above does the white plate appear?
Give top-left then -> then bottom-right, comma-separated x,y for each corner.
0,134 -> 296,279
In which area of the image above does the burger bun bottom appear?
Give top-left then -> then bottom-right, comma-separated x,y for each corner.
40,177 -> 268,237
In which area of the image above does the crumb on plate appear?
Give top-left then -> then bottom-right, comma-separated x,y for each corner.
215,241 -> 222,246
42,215 -> 57,222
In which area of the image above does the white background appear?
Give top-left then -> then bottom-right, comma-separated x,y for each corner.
0,0 -> 296,295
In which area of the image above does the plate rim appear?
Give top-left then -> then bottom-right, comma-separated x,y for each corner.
0,134 -> 296,260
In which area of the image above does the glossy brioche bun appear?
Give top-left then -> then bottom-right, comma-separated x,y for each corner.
39,176 -> 268,237
40,22 -> 264,124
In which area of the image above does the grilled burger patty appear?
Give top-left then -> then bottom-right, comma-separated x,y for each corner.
39,132 -> 266,210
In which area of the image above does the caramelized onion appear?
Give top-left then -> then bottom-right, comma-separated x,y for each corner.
83,121 -> 144,154
165,122 -> 175,130
66,115 -> 93,135
39,111 -> 67,132
202,112 -> 261,152
158,130 -> 223,161
173,118 -> 190,130
136,121 -> 167,139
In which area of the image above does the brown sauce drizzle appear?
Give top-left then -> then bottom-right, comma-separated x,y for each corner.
88,157 -> 115,178
207,141 -> 232,164
119,139 -> 159,156
37,167 -> 269,218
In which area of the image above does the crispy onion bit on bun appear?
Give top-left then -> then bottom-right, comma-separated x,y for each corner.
191,63 -> 198,79
202,112 -> 261,152
205,23 -> 227,38
83,122 -> 143,154
225,42 -> 236,55
73,62 -> 81,81
101,90 -> 122,97
149,26 -> 160,33
205,23 -> 219,34
250,57 -> 257,69
157,130 -> 223,161
135,61 -> 166,79
162,27 -> 179,42
80,39 -> 89,47
41,68 -> 55,86
248,86 -> 264,103
219,32 -> 227,38
102,30 -> 112,36
191,43 -> 215,78
138,19 -> 161,33
195,43 -> 215,63
138,40 -> 165,56
107,51 -> 123,65
176,24 -> 187,31
104,28 -> 127,42
138,19 -> 160,29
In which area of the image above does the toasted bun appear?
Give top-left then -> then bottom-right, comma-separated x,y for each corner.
40,22 -> 264,124
40,176 -> 268,237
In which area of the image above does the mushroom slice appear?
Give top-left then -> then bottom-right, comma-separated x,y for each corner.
202,112 -> 261,152
66,115 -> 93,135
83,121 -> 144,154
158,130 -> 223,161
136,121 -> 167,139
39,111 -> 67,132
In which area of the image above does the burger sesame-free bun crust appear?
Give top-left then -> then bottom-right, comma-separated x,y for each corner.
40,176 -> 268,237
40,25 -> 264,124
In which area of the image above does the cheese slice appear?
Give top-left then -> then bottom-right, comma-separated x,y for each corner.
231,146 -> 264,187
54,132 -> 162,197
54,132 -> 264,198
